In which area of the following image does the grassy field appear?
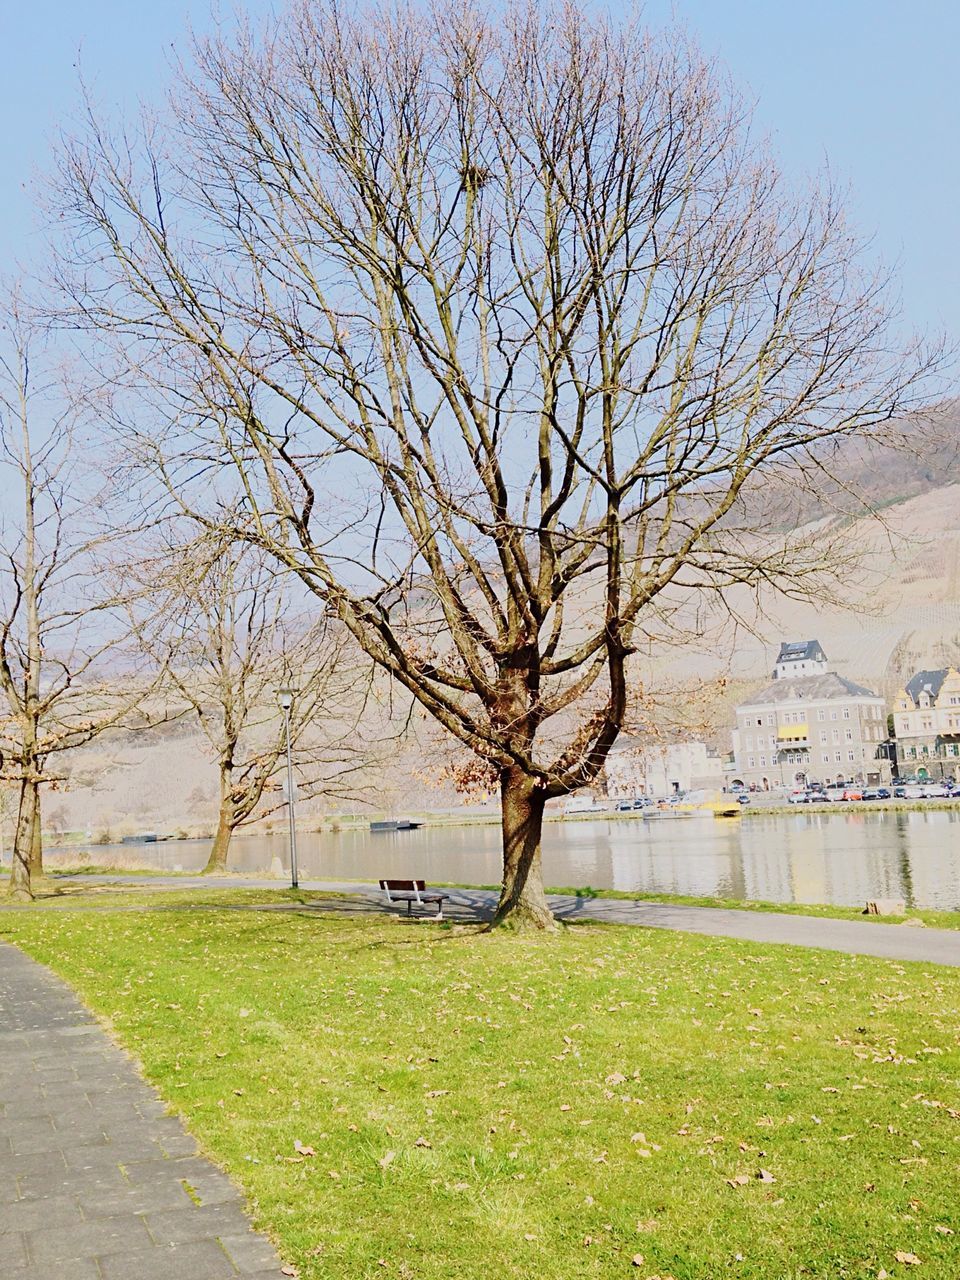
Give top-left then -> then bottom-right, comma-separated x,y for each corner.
2,892 -> 960,1278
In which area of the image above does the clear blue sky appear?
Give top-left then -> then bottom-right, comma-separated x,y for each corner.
3,0 -> 958,340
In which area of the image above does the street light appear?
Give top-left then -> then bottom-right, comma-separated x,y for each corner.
277,687 -> 299,889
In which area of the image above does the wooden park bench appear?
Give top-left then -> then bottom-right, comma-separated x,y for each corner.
378,879 -> 450,921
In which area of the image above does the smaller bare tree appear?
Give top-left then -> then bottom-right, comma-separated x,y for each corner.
0,304 -> 157,899
134,538 -> 377,873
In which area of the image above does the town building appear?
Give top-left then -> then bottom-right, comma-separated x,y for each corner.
603,739 -> 724,799
891,668 -> 960,779
731,640 -> 890,790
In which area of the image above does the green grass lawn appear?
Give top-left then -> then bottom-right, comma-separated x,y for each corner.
3,893 -> 960,1278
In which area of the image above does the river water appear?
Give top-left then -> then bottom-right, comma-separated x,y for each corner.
60,808 -> 960,910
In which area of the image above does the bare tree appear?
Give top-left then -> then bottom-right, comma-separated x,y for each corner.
0,305 -> 154,899
53,1 -> 943,925
134,538 -> 376,873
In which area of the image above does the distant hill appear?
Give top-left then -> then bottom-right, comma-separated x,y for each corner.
749,400 -> 960,530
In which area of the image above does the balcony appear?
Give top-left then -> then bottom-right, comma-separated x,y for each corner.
776,725 -> 810,751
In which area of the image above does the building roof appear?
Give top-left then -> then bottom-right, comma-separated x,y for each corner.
776,639 -> 826,664
904,669 -> 950,706
738,671 -> 880,708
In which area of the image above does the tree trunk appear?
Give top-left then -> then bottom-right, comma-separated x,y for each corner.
202,773 -> 235,874
491,768 -> 556,930
9,778 -> 38,900
28,791 -> 42,877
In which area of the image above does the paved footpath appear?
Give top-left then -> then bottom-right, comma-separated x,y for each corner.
35,874 -> 960,967
0,942 -> 287,1279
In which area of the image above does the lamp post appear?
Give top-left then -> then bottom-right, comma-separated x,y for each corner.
277,687 -> 299,889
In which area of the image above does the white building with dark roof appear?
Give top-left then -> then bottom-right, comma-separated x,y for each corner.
731,640 -> 890,789
891,667 -> 960,778
603,738 -> 724,799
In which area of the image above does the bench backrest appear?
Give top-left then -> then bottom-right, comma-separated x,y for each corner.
379,878 -> 425,902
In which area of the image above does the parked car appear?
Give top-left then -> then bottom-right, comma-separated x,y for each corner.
786,790 -> 808,804
921,782 -> 950,799
875,787 -> 892,800
842,787 -> 864,802
737,793 -> 751,805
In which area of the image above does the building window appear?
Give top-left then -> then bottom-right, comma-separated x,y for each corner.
832,729 -> 840,743
748,756 -> 755,768
845,729 -> 853,742
843,707 -> 850,720
831,710 -> 837,721
822,753 -> 830,764
820,731 -> 827,743
835,751 -> 842,762
847,750 -> 855,762
817,709 -> 825,722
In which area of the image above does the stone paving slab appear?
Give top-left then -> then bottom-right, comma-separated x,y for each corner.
0,942 -> 288,1278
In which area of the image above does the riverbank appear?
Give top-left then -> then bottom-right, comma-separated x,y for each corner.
10,871 -> 960,931
16,800 -> 960,915
2,892 -> 959,1279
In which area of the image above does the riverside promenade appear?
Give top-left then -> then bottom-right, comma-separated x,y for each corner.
0,942 -> 286,1279
17,874 -> 960,967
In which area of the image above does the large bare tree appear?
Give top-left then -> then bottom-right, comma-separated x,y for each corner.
0,306 -> 153,899
135,538 -> 377,873
53,1 -> 942,925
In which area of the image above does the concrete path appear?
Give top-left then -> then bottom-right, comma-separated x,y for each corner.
32,874 -> 960,967
0,942 -> 287,1279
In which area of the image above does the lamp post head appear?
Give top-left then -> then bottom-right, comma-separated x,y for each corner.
277,686 -> 296,711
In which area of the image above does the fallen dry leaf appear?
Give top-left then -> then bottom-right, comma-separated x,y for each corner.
757,1169 -> 776,1184
894,1251 -> 922,1266
726,1174 -> 750,1188
293,1139 -> 315,1157
630,1254 -> 645,1267
280,1268 -> 298,1278
414,1136 -> 432,1149
378,1150 -> 396,1170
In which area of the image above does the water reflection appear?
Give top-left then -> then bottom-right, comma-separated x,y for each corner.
52,810 -> 960,910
